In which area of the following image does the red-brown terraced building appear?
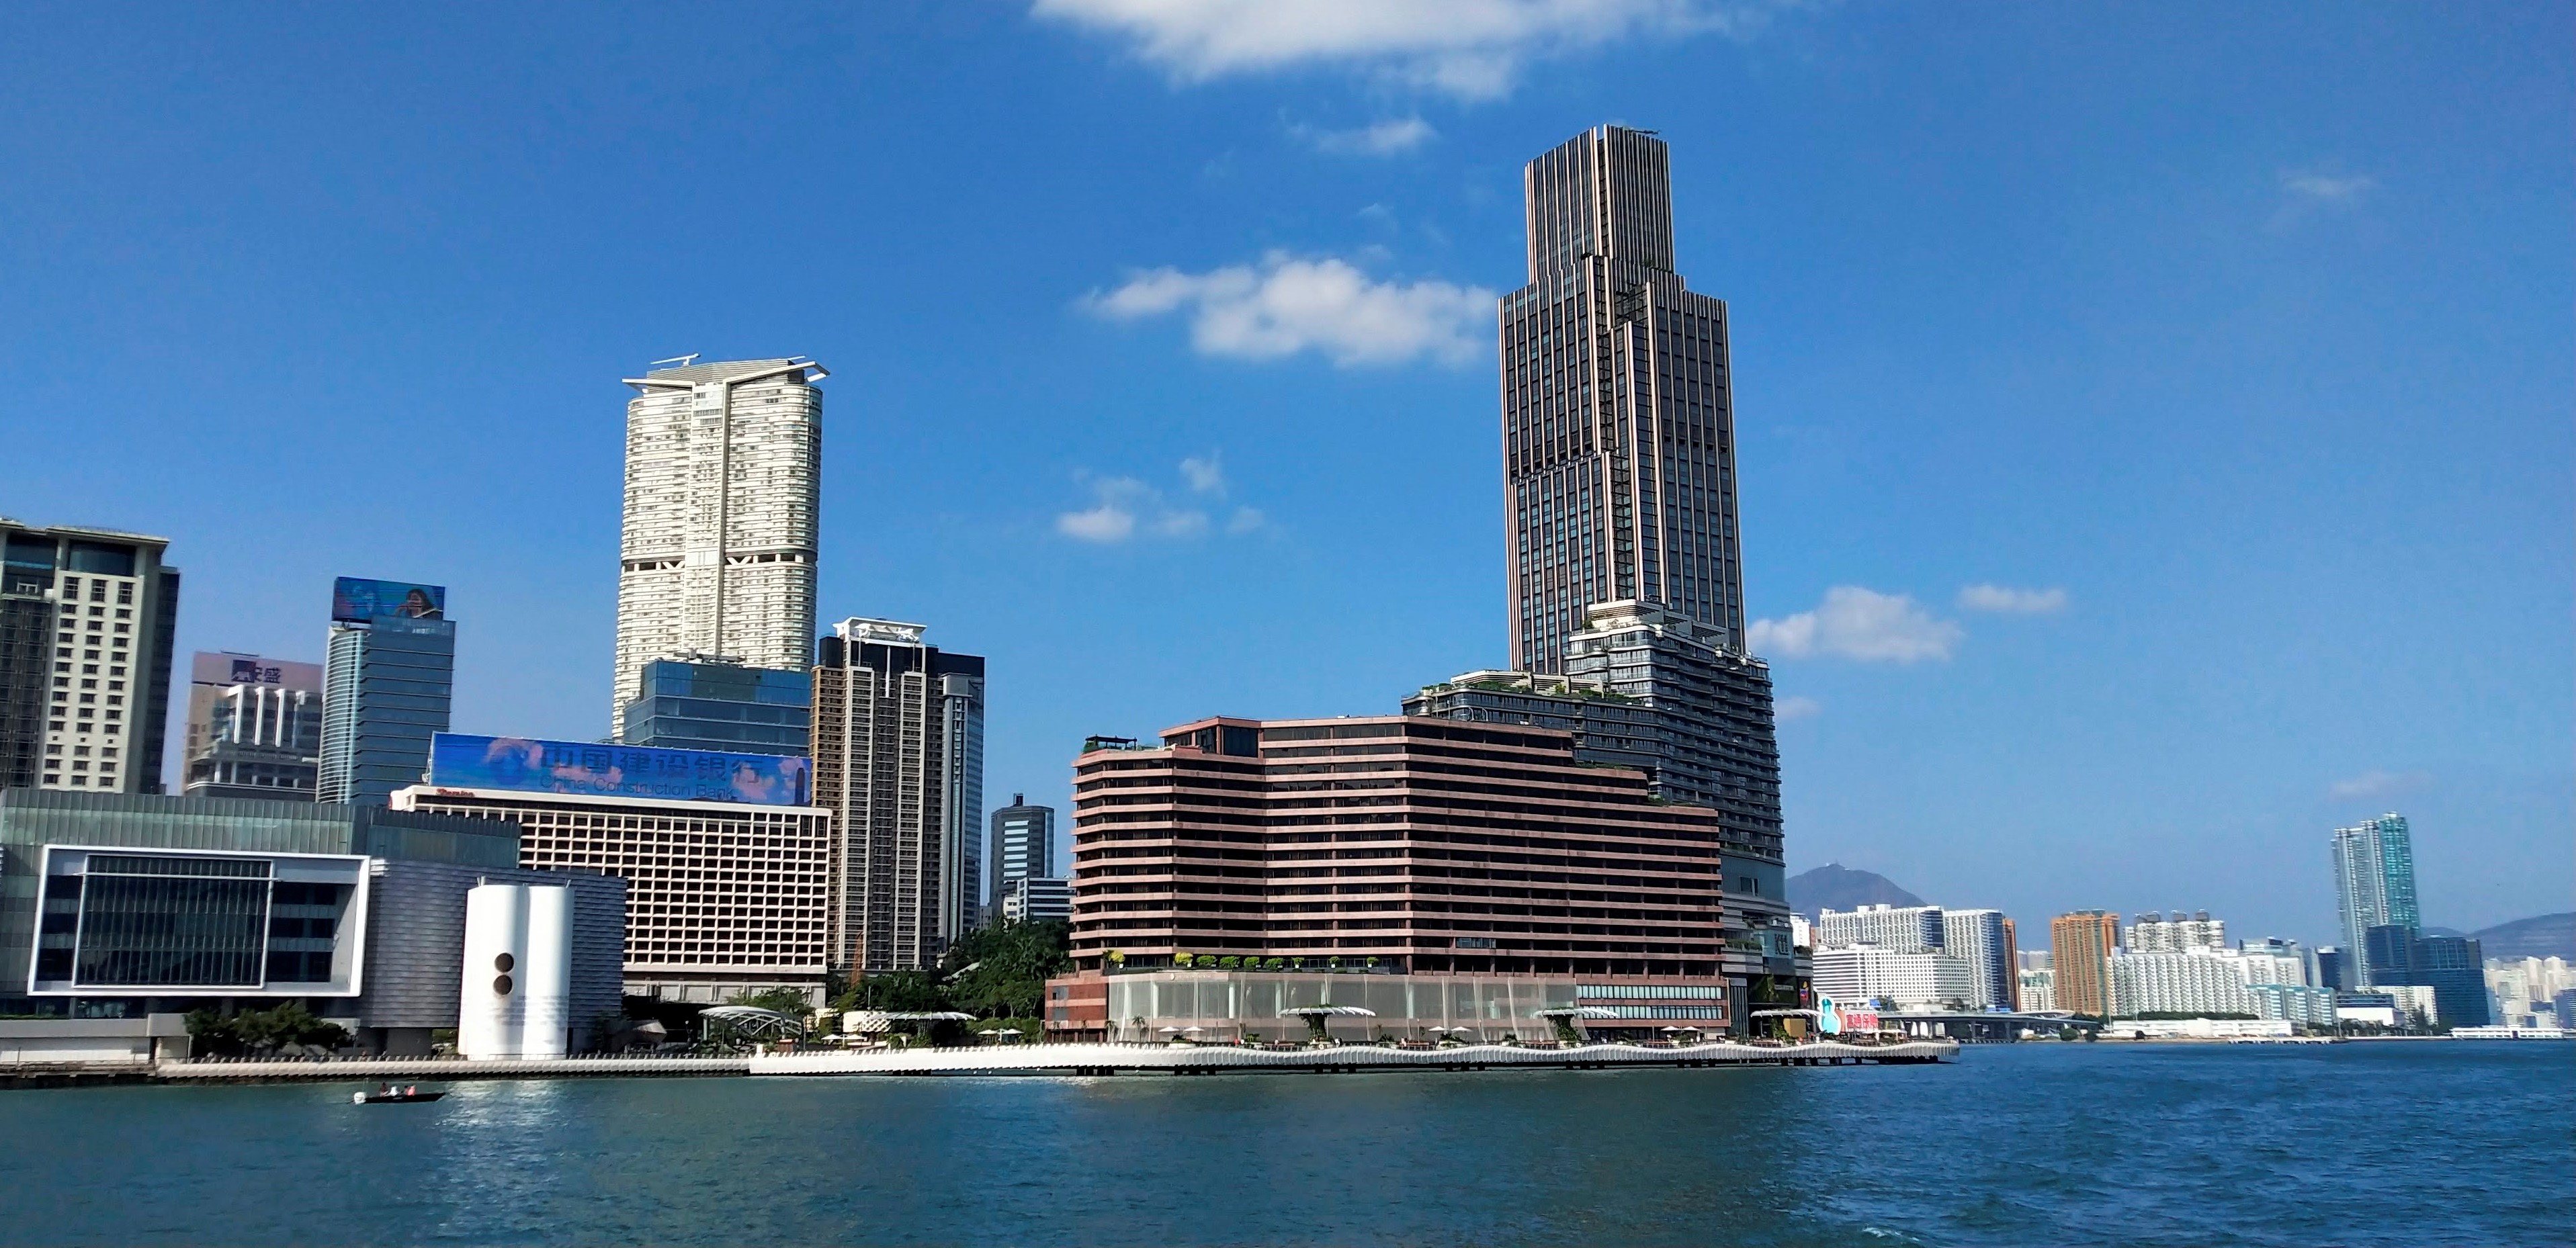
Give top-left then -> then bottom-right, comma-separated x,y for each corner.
1066,715 -> 1728,978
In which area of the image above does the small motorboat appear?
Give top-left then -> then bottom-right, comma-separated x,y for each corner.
353,1083 -> 446,1104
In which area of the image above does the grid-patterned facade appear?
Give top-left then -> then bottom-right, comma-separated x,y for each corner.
1504,126 -> 1742,673
0,521 -> 180,795
391,785 -> 830,1001
612,358 -> 825,740
810,618 -> 985,973
1068,715 -> 1728,979
2051,910 -> 2121,1018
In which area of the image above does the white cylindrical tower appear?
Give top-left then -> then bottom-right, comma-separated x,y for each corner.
460,883 -> 574,1060
521,885 -> 574,1059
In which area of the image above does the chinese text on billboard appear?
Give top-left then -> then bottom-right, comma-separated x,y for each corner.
429,733 -> 811,806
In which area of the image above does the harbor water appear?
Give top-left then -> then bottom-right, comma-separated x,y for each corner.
2,1040 -> 2564,1245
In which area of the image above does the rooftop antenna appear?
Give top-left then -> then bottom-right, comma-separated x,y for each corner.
650,353 -> 700,368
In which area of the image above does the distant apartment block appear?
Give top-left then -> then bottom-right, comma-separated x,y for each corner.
182,652 -> 323,799
1942,909 -> 2014,1012
612,357 -> 825,740
1816,904 -> 1944,954
0,520 -> 179,795
2128,909 -> 2226,953
2051,911 -> 2121,1018
1809,945 -> 1973,1011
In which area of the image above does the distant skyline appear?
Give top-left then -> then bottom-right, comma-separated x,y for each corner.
1,3 -> 2565,944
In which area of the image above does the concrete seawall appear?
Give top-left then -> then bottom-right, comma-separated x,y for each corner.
756,1038 -> 1959,1077
135,1038 -> 1956,1083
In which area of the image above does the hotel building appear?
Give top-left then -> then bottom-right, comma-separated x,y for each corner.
394,733 -> 830,1004
1045,714 -> 1734,1039
611,357 -> 826,741
0,520 -> 181,795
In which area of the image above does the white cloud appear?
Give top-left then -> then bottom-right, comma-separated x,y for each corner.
1750,587 -> 1963,663
1775,695 -> 1821,721
1033,0 -> 1781,99
1057,461 -> 1266,543
2328,770 -> 2432,801
1179,454 -> 1226,495
1957,584 -> 2068,615
1295,116 -> 1438,156
2281,171 -> 2376,202
1083,252 -> 1494,367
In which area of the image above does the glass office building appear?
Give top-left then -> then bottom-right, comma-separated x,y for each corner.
317,578 -> 455,807
619,658 -> 811,756
2331,813 -> 2418,987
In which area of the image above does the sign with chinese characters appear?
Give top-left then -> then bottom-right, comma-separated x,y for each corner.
331,577 -> 446,623
429,733 -> 812,807
189,652 -> 323,692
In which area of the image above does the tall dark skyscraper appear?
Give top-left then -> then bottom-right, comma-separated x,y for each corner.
1503,126 -> 1742,673
1416,126 -> 1795,1015
317,576 -> 455,807
810,617 -> 984,971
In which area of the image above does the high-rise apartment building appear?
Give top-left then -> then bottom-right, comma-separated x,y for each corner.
810,618 -> 984,972
181,652 -> 323,799
2051,911 -> 2121,1019
2128,910 -> 2226,954
0,520 -> 180,795
1942,909 -> 2014,1012
620,656 -> 811,756
987,793 -> 1055,921
611,357 -> 826,740
317,577 -> 455,807
2331,813 -> 2419,987
1816,903 -> 1944,954
1503,126 -> 1742,673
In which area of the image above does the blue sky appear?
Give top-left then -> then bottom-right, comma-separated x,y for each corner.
4,2 -> 2566,944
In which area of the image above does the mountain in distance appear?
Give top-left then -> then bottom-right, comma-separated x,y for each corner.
1787,863 -> 1926,918
2456,913 -> 2575,962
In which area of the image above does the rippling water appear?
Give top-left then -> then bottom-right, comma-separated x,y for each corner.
3,1042 -> 2565,1245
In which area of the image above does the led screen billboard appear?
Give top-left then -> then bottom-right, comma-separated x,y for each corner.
429,733 -> 812,807
332,577 -> 446,623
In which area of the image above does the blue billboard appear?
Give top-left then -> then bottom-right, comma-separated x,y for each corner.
333,577 -> 445,623
430,733 -> 812,807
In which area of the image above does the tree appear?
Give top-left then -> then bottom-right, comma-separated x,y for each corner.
938,920 -> 1072,1021
185,1003 -> 349,1056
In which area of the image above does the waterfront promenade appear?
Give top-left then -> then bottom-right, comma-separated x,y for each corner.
134,1036 -> 1957,1082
